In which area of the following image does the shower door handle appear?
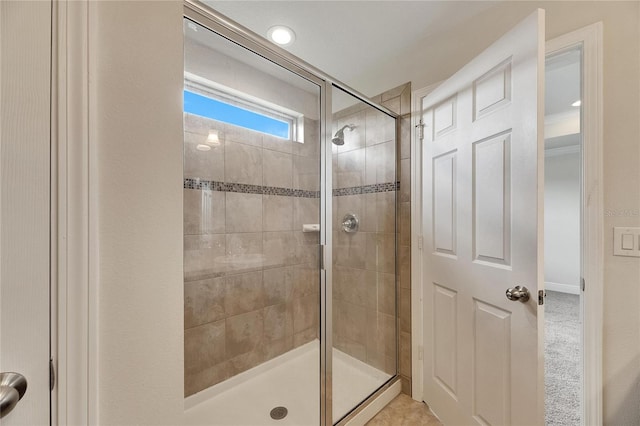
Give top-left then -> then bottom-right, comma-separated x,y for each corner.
0,372 -> 27,419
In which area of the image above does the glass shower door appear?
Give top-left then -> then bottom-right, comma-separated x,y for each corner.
330,86 -> 397,423
182,17 -> 323,425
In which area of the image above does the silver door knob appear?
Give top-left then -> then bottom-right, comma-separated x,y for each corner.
506,286 -> 530,302
0,372 -> 27,419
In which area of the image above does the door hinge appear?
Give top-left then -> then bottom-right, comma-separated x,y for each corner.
418,345 -> 424,361
415,119 -> 425,141
538,290 -> 546,306
581,277 -> 585,292
49,358 -> 55,391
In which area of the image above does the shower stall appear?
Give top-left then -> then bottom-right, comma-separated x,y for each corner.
182,3 -> 398,424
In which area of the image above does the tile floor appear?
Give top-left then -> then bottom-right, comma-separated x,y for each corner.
366,394 -> 441,425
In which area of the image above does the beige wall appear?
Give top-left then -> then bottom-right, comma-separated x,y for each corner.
92,1 -> 185,423
354,1 -> 640,423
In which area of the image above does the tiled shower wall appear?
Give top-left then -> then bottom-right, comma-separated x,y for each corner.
183,113 -> 320,397
370,83 -> 412,395
331,83 -> 412,394
331,103 -> 396,376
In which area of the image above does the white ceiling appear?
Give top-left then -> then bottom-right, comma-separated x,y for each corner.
200,1 -> 581,148
203,1 -> 499,92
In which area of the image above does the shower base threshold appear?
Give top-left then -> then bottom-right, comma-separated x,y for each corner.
184,339 -> 392,425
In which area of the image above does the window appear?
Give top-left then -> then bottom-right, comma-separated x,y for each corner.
184,74 -> 303,142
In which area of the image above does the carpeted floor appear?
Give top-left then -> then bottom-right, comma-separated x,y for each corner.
545,290 -> 581,425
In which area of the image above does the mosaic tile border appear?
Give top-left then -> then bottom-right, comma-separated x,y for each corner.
184,178 -> 399,197
333,182 -> 400,197
184,178 -> 319,198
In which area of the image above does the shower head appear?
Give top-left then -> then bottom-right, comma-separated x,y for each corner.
331,124 -> 356,146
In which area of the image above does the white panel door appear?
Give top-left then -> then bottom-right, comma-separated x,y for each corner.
421,10 -> 544,425
0,1 -> 52,423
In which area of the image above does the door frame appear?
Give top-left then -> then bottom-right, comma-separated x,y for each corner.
52,0 -> 98,424
410,22 -> 603,425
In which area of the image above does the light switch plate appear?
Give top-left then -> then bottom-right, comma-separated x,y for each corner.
613,227 -> 640,257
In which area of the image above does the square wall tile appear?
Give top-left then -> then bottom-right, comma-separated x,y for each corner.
293,155 -> 319,191
224,122 -> 262,147
263,195 -> 293,232
294,117 -> 320,158
362,193 -> 379,233
334,231 -> 366,270
293,326 -> 317,347
185,320 -> 226,374
292,231 -> 319,265
400,202 -> 411,246
334,299 -> 367,344
264,335 -> 294,360
365,232 -> 396,274
225,141 -> 262,185
399,287 -> 411,334
377,192 -> 396,233
365,271 -> 396,316
400,158 -> 411,202
263,134 -> 293,154
225,232 -> 263,257
225,192 -> 262,233
365,310 -> 396,358
263,303 -> 293,341
226,309 -> 264,359
334,265 -> 367,307
365,108 -> 394,146
185,277 -> 226,329
229,348 -> 265,376
184,234 -> 226,281
224,271 -> 264,316
399,245 -> 411,290
293,293 -> 319,333
184,131 -> 225,181
292,263 -> 319,298
399,331 -> 412,377
365,141 -> 396,185
263,231 -> 296,267
334,335 -> 367,363
336,148 -> 365,188
184,189 -> 225,235
400,116 -> 411,160
263,267 -> 293,306
263,149 -> 293,188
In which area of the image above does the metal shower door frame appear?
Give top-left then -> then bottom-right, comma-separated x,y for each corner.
183,2 -> 400,424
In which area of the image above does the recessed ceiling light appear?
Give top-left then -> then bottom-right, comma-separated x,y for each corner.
572,100 -> 581,107
267,25 -> 296,46
196,144 -> 211,152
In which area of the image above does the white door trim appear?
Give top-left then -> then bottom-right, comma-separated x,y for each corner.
53,1 -> 98,424
546,22 -> 604,426
410,82 -> 440,402
410,22 -> 604,425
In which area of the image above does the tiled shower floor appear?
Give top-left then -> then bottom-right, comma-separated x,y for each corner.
184,340 -> 391,425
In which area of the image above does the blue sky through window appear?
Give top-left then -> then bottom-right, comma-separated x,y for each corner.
184,90 -> 290,139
